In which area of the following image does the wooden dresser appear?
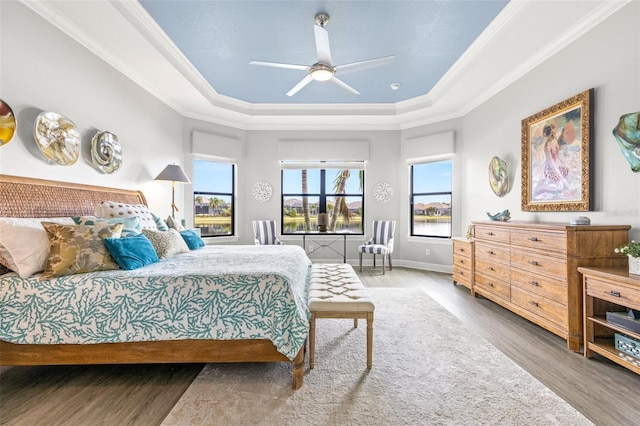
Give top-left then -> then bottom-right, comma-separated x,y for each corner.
452,237 -> 474,294
471,221 -> 630,351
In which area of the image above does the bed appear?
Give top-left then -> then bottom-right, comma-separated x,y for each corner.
0,174 -> 310,389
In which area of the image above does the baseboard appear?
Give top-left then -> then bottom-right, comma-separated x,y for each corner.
309,258 -> 453,274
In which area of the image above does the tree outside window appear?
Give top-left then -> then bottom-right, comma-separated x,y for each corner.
281,165 -> 364,234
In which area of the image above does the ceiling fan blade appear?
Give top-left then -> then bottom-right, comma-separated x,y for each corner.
249,60 -> 308,71
329,77 -> 360,95
286,74 -> 314,97
335,55 -> 395,75
314,25 -> 332,65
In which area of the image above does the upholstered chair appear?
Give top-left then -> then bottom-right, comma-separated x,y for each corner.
358,220 -> 396,274
252,220 -> 285,245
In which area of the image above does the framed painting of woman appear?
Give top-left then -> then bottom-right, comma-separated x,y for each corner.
521,89 -> 593,211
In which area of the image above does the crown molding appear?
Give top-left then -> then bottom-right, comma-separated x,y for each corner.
19,0 -> 631,132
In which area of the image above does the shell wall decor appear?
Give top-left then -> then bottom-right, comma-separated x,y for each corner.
0,99 -> 17,146
613,111 -> 640,172
252,181 -> 273,202
33,111 -> 80,165
488,156 -> 509,196
372,182 -> 393,203
91,130 -> 123,173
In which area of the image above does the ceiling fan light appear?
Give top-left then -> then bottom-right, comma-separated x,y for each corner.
310,68 -> 334,81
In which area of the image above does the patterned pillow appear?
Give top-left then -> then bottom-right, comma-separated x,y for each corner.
95,201 -> 157,230
0,216 -> 76,278
151,212 -> 169,231
72,216 -> 142,237
165,215 -> 185,231
141,228 -> 189,258
40,222 -> 124,280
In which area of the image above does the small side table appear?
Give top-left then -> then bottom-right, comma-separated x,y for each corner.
579,266 -> 640,375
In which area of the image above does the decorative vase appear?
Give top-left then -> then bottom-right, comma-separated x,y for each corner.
629,255 -> 640,276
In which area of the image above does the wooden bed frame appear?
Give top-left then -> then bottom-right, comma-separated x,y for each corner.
0,174 -> 305,389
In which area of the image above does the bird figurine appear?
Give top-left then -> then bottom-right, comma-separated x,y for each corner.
486,209 -> 511,221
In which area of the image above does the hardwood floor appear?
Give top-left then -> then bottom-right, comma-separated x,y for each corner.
2,267 -> 639,425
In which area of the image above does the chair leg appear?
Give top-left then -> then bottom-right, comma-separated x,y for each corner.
382,254 -> 385,275
373,254 -> 376,268
388,254 -> 393,271
359,252 -> 362,272
309,313 -> 316,369
367,312 -> 373,369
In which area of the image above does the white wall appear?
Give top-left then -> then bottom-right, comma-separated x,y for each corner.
0,2 -> 185,218
2,1 -> 639,271
459,0 -> 640,239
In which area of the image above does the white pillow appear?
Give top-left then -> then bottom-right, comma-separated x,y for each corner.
95,201 -> 157,230
0,217 -> 75,278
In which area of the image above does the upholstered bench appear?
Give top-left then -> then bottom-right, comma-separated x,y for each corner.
308,263 -> 375,369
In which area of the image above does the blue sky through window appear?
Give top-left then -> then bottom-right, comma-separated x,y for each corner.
194,160 -> 233,193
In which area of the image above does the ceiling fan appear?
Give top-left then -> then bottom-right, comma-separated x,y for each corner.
249,13 -> 395,97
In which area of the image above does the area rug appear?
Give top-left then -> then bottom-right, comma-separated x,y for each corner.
162,288 -> 592,425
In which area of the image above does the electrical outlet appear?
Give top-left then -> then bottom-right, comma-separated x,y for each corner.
425,248 -> 431,256
309,245 -> 314,252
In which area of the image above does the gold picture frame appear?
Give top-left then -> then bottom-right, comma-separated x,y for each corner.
521,89 -> 593,211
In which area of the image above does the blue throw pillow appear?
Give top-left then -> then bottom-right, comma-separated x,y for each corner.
180,229 -> 205,250
104,234 -> 159,270
151,212 -> 169,231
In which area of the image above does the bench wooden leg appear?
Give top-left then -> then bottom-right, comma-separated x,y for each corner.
309,313 -> 316,369
367,312 -> 373,369
354,318 -> 358,328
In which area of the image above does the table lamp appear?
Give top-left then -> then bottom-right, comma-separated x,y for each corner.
154,164 -> 190,218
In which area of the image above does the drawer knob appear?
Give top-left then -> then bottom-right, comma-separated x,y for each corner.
488,250 -> 495,255
529,301 -> 539,307
609,290 -> 621,298
487,232 -> 495,236
528,237 -> 539,242
529,260 -> 540,266
488,282 -> 494,287
530,281 -> 539,286
488,266 -> 494,271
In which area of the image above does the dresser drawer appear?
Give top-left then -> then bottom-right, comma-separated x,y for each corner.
511,285 -> 566,327
474,224 -> 510,244
453,266 -> 472,288
453,254 -> 473,270
510,230 -> 566,253
475,272 -> 510,300
510,249 -> 567,280
475,256 -> 510,282
475,241 -> 510,264
452,239 -> 473,259
584,276 -> 640,310
511,269 -> 567,305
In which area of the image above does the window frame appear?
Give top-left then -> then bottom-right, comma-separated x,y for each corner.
280,167 -> 364,235
192,159 -> 236,238
410,158 -> 453,239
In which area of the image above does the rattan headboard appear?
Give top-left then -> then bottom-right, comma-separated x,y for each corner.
0,175 -> 147,218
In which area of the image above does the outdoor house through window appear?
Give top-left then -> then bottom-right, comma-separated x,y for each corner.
281,161 -> 365,234
410,159 -> 452,238
193,159 -> 235,237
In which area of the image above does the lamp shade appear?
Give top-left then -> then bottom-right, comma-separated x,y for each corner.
154,164 -> 190,183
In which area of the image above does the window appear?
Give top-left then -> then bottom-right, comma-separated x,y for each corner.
281,163 -> 364,234
410,159 -> 452,238
193,159 -> 235,237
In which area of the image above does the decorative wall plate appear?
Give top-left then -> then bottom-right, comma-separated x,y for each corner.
373,182 -> 393,203
91,130 -> 123,173
489,156 -> 509,197
252,181 -> 273,202
0,99 -> 17,146
33,111 -> 80,165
